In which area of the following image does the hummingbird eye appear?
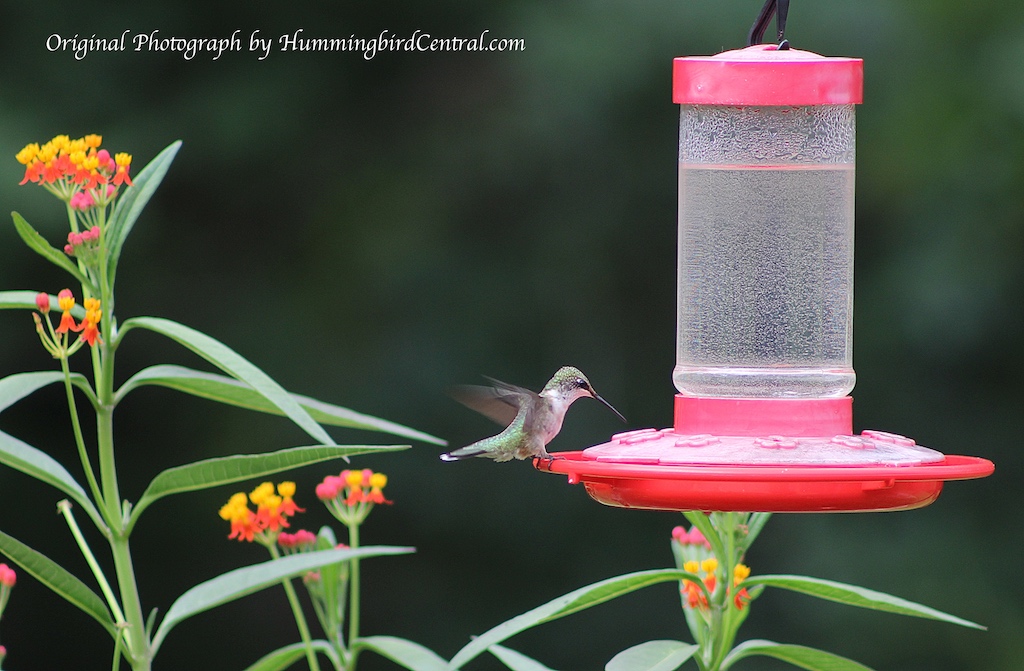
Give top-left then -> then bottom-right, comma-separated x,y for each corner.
576,378 -> 589,389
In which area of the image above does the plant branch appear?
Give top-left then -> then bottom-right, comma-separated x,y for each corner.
59,355 -> 107,525
267,543 -> 322,671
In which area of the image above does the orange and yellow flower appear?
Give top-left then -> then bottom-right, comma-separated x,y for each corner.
317,468 -> 392,526
112,152 -> 133,186
33,289 -> 102,355
681,560 -> 710,609
219,481 -> 304,544
219,492 -> 258,542
80,298 -> 102,346
677,537 -> 753,613
16,134 -> 132,204
681,558 -> 720,610
55,289 -> 82,335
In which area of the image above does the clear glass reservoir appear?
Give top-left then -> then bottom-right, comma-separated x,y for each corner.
671,46 -> 863,398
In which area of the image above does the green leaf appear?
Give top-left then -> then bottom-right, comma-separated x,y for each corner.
682,512 -> 728,570
0,428 -> 105,530
722,640 -> 874,671
0,528 -> 115,636
357,636 -> 451,671
119,316 -> 334,446
11,213 -> 93,290
483,643 -> 557,667
448,569 -> 694,669
315,526 -> 345,631
118,364 -> 446,445
745,575 -> 985,630
0,290 -> 43,310
606,641 -> 698,671
744,513 -> 772,550
151,545 -> 413,654
0,290 -> 87,319
128,444 -> 408,531
0,371 -> 69,413
106,140 -> 181,288
242,640 -> 340,671
488,644 -> 560,671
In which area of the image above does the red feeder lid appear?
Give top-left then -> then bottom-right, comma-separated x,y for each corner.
674,44 -> 863,106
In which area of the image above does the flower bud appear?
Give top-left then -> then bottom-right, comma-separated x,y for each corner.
57,288 -> 76,312
316,475 -> 343,500
293,529 -> 317,547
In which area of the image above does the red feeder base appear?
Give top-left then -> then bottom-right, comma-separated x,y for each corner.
535,396 -> 994,513
536,453 -> 993,513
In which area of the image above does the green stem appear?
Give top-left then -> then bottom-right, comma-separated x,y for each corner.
66,200 -> 77,230
66,198 -> 95,290
111,625 -> 127,671
87,207 -> 149,670
93,200 -> 120,522
110,536 -> 150,670
708,513 -> 749,671
346,521 -> 361,671
57,500 -> 126,625
96,404 -> 120,524
58,356 -> 107,526
268,544 -> 321,671
709,514 -> 733,671
97,193 -> 117,335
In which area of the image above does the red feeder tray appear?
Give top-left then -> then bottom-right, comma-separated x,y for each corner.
535,397 -> 994,513
536,452 -> 993,513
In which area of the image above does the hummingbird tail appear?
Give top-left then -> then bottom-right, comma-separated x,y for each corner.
439,447 -> 488,462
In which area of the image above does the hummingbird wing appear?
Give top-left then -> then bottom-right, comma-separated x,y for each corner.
449,377 -> 537,427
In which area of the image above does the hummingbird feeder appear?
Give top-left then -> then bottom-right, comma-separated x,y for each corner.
537,3 -> 993,512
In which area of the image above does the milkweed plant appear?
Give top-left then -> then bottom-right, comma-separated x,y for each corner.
1,134 -> 450,671
0,136 -> 986,671
446,511 -> 985,671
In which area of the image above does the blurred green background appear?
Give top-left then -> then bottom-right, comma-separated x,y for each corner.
0,0 -> 1020,669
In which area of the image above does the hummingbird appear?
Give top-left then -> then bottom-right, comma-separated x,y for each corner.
440,366 -> 626,462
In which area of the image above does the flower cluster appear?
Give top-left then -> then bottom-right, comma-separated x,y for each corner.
16,134 -> 132,201
16,136 -> 139,293
32,288 -> 102,357
732,565 -> 751,610
277,529 -> 318,553
682,557 -> 719,610
65,225 -> 101,254
218,481 -> 304,545
673,525 -> 751,612
672,524 -> 712,551
316,469 -> 391,526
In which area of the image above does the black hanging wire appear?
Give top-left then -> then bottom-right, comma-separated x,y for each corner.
747,0 -> 791,48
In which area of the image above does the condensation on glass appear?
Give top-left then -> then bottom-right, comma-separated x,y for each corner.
673,103 -> 856,398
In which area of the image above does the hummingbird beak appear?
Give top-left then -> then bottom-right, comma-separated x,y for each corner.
591,391 -> 627,423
